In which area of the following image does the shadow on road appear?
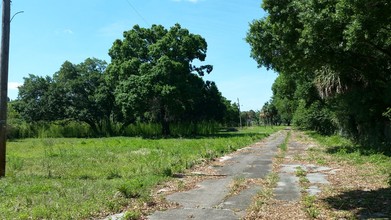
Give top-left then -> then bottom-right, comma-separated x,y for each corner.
322,187 -> 391,218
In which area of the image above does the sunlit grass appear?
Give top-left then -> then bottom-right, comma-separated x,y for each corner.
307,132 -> 391,187
1,126 -> 282,219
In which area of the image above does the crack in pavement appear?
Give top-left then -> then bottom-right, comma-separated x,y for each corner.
148,130 -> 288,220
274,134 -> 338,202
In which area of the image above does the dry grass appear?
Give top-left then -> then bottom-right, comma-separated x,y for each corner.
246,130 -> 390,219
290,131 -> 389,219
144,129 -> 390,219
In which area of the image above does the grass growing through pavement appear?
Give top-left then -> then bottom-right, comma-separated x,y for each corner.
294,166 -> 320,219
246,130 -> 289,218
278,130 -> 290,152
1,126 -> 281,219
305,132 -> 391,218
307,132 -> 391,182
229,176 -> 247,196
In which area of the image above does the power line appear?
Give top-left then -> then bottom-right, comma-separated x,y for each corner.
124,0 -> 150,26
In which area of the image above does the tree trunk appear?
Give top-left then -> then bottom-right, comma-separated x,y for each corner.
161,120 -> 170,137
86,121 -> 99,136
160,107 -> 170,136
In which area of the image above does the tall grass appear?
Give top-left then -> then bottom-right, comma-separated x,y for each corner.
7,121 -> 221,139
7,121 -> 93,139
1,126 -> 282,219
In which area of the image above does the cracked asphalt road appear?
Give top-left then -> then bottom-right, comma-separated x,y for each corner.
148,130 -> 288,220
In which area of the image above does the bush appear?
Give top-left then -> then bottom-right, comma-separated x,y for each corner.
293,100 -> 336,135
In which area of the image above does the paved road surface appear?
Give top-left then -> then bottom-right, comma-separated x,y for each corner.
148,130 -> 288,220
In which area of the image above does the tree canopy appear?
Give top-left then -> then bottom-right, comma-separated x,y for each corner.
247,0 -> 391,146
106,24 -> 218,135
15,58 -> 110,134
13,24 -> 235,137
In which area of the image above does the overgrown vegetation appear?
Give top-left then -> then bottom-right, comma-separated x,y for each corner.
248,172 -> 279,216
304,131 -> 391,218
278,130 -> 290,152
0,126 -> 279,219
302,195 -> 320,219
248,0 -> 391,149
6,118 -> 222,139
246,130 -> 288,218
10,24 -> 242,138
308,132 -> 391,176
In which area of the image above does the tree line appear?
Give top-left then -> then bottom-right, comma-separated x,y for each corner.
9,24 -> 241,138
247,0 -> 391,150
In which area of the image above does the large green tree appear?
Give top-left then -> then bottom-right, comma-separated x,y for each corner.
247,0 -> 391,145
14,74 -> 61,122
107,24 -> 216,135
271,74 -> 296,126
15,58 -> 112,135
53,58 -> 111,134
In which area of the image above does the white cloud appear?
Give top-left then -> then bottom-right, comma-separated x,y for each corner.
55,28 -> 74,35
63,29 -> 74,34
8,82 -> 22,90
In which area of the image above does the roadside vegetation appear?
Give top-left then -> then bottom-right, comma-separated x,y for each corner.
246,0 -> 391,216
246,129 -> 390,219
0,126 -> 280,219
298,131 -> 390,219
248,0 -> 391,153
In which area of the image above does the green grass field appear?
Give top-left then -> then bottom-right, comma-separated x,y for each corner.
0,126 -> 281,219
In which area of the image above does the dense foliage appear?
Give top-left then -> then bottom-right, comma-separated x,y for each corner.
12,24 -> 240,137
106,24 -> 221,135
247,0 -> 391,148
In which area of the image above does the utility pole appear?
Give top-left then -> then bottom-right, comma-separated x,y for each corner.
0,0 -> 11,177
237,98 -> 242,128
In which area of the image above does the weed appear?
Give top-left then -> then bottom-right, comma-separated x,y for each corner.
177,180 -> 186,191
116,184 -> 141,199
229,176 -> 246,195
302,195 -> 320,218
316,158 -> 326,165
7,155 -> 24,172
265,172 -> 279,187
162,167 -> 173,177
203,149 -> 216,161
123,210 -> 141,220
42,151 -> 54,178
247,171 -> 280,214
278,131 -> 291,151
107,169 -> 122,180
295,166 -> 310,186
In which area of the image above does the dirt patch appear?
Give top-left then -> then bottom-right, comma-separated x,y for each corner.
245,130 -> 390,219
246,200 -> 307,220
287,131 -> 390,219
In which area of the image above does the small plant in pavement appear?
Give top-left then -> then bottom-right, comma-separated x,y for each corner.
295,167 -> 310,187
229,176 -> 246,196
302,195 -> 320,219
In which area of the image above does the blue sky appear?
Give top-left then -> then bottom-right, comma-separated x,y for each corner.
5,0 -> 276,111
